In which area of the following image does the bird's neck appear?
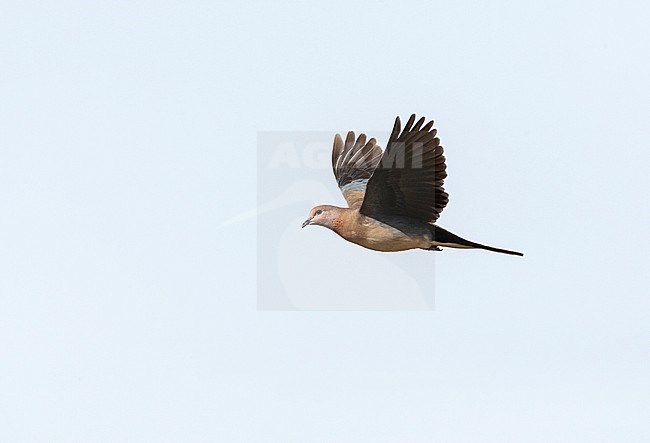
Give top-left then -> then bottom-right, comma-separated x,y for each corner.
327,207 -> 357,237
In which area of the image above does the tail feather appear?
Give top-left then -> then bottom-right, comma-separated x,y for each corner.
465,241 -> 524,257
430,225 -> 524,257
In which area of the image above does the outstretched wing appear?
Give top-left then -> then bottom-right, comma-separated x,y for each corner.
331,131 -> 383,209
359,114 -> 448,222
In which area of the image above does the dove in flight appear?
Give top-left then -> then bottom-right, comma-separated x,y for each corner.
302,114 -> 523,256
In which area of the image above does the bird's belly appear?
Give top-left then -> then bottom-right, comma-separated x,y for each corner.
342,221 -> 431,252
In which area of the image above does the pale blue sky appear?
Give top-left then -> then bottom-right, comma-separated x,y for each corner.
1,1 -> 649,442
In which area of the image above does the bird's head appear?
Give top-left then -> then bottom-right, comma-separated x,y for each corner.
302,205 -> 339,229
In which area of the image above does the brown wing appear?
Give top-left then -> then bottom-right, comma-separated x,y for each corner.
331,131 -> 383,209
359,114 -> 448,222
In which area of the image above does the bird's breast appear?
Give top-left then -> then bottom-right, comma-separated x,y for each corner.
336,214 -> 431,252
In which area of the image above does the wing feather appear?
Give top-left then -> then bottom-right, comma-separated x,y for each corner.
359,114 -> 449,222
331,131 -> 382,209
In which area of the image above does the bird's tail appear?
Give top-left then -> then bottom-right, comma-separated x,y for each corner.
429,225 -> 524,257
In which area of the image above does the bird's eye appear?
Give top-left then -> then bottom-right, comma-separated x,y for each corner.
315,209 -> 323,215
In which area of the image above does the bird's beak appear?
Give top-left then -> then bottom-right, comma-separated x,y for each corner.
301,217 -> 313,228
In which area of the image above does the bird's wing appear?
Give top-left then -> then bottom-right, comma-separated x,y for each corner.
331,131 -> 383,209
359,114 -> 448,222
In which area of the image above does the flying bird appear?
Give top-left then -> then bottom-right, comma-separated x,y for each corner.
302,114 -> 523,256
